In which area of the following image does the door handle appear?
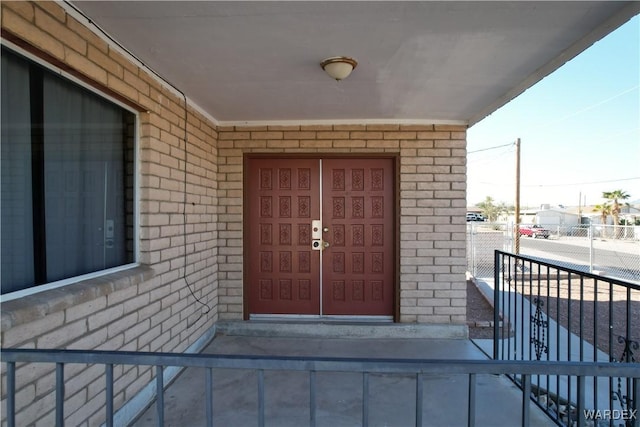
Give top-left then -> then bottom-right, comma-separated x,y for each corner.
312,221 -> 331,250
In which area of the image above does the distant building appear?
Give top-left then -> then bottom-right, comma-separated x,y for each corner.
499,205 -> 581,227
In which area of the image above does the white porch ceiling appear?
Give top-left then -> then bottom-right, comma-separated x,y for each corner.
69,1 -> 639,126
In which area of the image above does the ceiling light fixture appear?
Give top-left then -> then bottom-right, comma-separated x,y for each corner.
320,56 -> 358,81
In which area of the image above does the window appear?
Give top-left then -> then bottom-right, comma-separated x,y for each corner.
1,47 -> 136,295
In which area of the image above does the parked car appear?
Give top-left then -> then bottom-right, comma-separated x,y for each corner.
519,224 -> 550,239
467,213 -> 485,221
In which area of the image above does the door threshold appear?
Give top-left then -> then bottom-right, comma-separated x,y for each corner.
249,314 -> 393,323
218,320 -> 467,339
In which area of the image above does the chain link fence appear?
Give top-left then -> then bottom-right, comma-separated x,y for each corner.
467,222 -> 640,284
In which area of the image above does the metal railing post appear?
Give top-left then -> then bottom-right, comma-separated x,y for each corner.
106,364 -> 114,427
310,370 -> 317,427
521,374 -> 531,427
7,361 -> 15,427
416,373 -> 423,427
468,373 -> 476,427
494,250 -> 501,360
156,365 -> 164,426
56,362 -> 64,427
577,375 -> 585,427
362,372 -> 369,427
632,378 -> 639,427
258,369 -> 265,427
206,368 -> 213,427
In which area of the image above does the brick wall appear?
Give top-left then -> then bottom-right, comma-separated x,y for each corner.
1,2 -> 219,426
217,124 -> 467,323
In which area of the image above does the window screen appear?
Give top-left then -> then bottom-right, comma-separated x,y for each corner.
1,48 -> 136,294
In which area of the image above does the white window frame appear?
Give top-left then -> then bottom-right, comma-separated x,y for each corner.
0,40 -> 140,302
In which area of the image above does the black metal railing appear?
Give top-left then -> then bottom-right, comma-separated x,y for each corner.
2,348 -> 639,427
494,250 -> 640,426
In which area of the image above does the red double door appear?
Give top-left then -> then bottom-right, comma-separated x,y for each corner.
246,157 -> 395,318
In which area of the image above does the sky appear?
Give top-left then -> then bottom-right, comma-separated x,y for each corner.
467,14 -> 640,210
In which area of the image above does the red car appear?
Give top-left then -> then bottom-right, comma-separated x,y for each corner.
519,225 -> 550,239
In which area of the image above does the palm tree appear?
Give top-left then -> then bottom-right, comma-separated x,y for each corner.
592,203 -> 612,237
602,190 -> 630,238
476,196 -> 498,222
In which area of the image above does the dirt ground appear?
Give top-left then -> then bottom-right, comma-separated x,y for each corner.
466,280 -> 497,339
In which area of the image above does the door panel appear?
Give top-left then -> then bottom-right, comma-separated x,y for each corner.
246,159 -> 320,314
321,159 -> 394,315
246,157 -> 395,317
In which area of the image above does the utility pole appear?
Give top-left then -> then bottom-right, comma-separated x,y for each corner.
514,138 -> 521,255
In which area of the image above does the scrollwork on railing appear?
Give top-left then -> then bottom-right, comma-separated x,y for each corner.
530,297 -> 549,360
612,336 -> 638,427
616,336 -> 638,364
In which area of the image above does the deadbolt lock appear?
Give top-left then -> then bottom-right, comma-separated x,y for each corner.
312,239 -> 330,251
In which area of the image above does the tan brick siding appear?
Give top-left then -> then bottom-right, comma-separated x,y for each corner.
399,132 -> 467,323
1,2 -> 218,426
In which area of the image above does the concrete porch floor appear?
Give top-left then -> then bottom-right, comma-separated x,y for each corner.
131,323 -> 555,427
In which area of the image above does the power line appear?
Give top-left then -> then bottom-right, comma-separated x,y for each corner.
467,147 -> 515,167
467,142 -> 514,154
477,178 -> 640,189
532,85 -> 640,130
523,176 -> 640,188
